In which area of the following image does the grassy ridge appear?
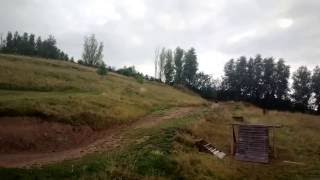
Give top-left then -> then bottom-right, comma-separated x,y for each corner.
0,54 -> 205,128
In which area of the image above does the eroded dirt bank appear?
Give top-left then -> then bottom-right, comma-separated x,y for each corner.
0,106 -> 199,168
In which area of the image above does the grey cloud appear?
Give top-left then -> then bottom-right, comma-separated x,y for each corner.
0,0 -> 319,76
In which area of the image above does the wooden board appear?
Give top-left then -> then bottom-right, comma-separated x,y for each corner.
195,140 -> 226,159
235,125 -> 269,163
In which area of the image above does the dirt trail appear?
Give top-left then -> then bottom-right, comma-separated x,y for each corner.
0,106 -> 198,168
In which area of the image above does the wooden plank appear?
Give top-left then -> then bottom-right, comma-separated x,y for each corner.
195,140 -> 226,159
231,123 -> 282,128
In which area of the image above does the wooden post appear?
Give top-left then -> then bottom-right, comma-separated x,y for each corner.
231,125 -> 234,155
273,127 -> 277,158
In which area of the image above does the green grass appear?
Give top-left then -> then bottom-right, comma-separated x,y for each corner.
0,54 -> 205,128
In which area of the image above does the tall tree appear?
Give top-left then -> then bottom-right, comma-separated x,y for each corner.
4,32 -> 14,53
182,47 -> 198,86
158,48 -> 166,82
20,32 -> 29,55
252,54 -> 264,101
193,72 -> 216,99
223,59 -> 236,99
154,47 -> 160,79
174,47 -> 184,84
311,66 -> 320,113
292,66 -> 312,111
0,33 -> 4,50
42,35 -> 58,59
82,34 -> 104,66
235,56 -> 248,99
246,57 -> 256,99
12,31 -> 20,53
261,57 -> 276,105
28,34 -> 36,55
36,36 -> 42,56
274,59 -> 290,101
164,49 -> 174,84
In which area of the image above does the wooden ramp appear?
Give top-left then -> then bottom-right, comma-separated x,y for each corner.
235,125 -> 269,163
231,123 -> 281,163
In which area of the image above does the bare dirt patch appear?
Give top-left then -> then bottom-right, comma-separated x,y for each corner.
0,117 -> 98,154
0,106 -> 200,168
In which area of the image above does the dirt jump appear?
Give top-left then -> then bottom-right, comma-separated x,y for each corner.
0,107 -> 198,168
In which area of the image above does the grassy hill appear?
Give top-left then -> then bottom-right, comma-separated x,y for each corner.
0,54 -> 205,128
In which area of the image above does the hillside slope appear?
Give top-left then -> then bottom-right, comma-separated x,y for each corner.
0,54 -> 205,128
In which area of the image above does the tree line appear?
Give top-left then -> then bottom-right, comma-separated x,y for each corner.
155,47 -> 216,99
157,50 -> 320,114
0,31 -> 71,61
220,55 -> 320,113
1,31 -> 319,113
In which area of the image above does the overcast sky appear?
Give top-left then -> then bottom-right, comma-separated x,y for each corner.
1,0 -> 319,77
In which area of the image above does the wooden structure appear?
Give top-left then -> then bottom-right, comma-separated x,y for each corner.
231,123 -> 281,163
195,139 -> 226,159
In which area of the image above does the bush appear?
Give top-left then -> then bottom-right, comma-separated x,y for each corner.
96,62 -> 108,76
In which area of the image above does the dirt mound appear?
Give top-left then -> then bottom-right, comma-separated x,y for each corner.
0,117 -> 98,154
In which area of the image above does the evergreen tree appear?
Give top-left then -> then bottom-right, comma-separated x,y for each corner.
292,66 -> 312,111
164,49 -> 174,84
1,31 -> 69,60
182,48 -> 198,86
174,47 -> 184,84
311,66 -> 320,113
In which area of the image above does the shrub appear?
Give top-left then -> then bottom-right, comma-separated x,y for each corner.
96,62 -> 108,76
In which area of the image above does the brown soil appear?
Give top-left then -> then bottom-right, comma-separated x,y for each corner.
0,106 -> 198,168
0,117 -> 97,154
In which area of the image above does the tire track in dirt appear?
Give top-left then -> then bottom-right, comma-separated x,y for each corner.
0,106 -> 200,168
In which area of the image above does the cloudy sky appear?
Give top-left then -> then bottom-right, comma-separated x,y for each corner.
1,0 -> 319,77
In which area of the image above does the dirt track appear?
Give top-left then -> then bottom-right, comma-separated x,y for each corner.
0,106 -> 198,168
